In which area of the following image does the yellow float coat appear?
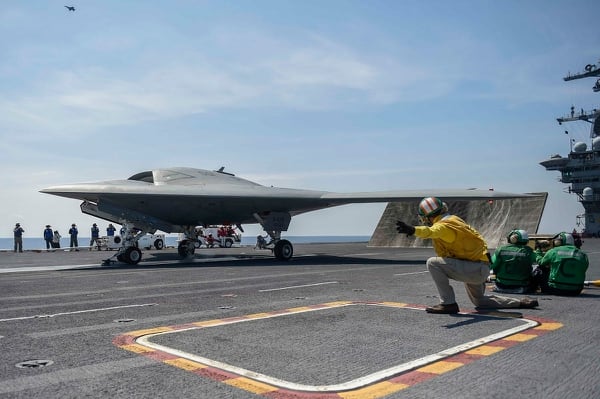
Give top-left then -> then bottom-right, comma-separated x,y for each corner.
414,214 -> 489,262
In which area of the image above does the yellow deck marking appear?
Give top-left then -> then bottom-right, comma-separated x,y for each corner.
323,300 -> 353,307
285,306 -> 315,312
119,343 -> 154,353
534,322 -> 563,331
466,345 -> 505,356
164,358 -> 207,371
418,360 -> 463,374
339,381 -> 408,399
225,377 -> 279,394
192,319 -> 226,327
245,312 -> 273,319
380,301 -> 408,308
503,333 -> 537,342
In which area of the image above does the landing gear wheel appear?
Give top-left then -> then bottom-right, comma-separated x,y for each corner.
224,239 -> 233,248
274,239 -> 293,261
123,247 -> 142,265
178,240 -> 195,258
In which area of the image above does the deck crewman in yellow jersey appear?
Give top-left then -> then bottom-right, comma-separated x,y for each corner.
396,197 -> 539,314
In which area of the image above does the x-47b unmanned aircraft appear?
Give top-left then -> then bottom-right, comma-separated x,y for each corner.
41,167 -> 527,264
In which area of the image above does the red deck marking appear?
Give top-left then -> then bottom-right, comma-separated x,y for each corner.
112,334 -> 136,346
444,352 -> 483,364
193,366 -> 240,382
485,339 -> 521,348
144,350 -> 178,362
389,370 -> 438,386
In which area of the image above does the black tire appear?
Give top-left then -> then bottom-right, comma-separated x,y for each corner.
178,240 -> 195,258
124,247 -> 142,265
178,240 -> 188,257
274,239 -> 293,261
114,236 -> 121,244
154,239 -> 164,250
224,239 -> 233,248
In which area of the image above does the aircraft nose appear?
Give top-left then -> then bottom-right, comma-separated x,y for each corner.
40,185 -> 70,194
39,184 -> 90,200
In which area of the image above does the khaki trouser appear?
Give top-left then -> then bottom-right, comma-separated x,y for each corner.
426,256 -> 522,308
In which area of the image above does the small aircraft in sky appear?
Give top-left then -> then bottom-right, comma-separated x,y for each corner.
64,6 -> 75,11
41,167 -> 527,264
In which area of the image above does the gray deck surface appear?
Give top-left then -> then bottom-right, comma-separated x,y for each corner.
1,241 -> 599,398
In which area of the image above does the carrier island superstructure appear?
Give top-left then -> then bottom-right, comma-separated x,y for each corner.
540,61 -> 600,235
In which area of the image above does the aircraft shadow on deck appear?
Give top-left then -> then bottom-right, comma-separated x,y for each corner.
68,253 -> 427,271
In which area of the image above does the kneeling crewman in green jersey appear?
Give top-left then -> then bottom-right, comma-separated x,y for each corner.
534,232 -> 589,296
490,229 -> 537,294
396,197 -> 539,314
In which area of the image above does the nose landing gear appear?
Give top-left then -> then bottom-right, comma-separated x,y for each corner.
117,246 -> 142,264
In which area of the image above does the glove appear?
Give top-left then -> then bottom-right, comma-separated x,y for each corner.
396,221 -> 416,236
536,240 -> 551,251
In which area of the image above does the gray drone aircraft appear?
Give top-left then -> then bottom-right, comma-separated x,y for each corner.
41,167 -> 526,264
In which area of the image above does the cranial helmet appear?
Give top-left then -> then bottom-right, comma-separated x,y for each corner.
553,232 -> 574,247
507,229 -> 529,244
418,197 -> 446,217
418,197 -> 448,226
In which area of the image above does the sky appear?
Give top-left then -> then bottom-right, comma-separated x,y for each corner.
1,0 -> 599,239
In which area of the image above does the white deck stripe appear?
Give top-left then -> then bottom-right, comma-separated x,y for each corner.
394,271 -> 429,276
258,281 -> 338,292
0,303 -> 157,322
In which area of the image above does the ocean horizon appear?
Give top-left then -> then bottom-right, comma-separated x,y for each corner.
1,235 -> 371,251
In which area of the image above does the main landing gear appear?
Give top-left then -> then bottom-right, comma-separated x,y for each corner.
254,235 -> 293,261
257,232 -> 293,261
273,239 -> 293,261
177,226 -> 202,259
252,212 -> 294,261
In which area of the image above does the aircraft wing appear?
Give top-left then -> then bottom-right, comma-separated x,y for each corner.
40,167 -> 530,232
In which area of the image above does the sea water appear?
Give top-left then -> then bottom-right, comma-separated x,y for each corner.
0,236 -> 370,251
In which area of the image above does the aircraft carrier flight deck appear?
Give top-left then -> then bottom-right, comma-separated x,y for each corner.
1,242 -> 599,398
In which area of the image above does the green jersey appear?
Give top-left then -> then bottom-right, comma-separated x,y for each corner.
491,244 -> 536,287
536,245 -> 589,291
